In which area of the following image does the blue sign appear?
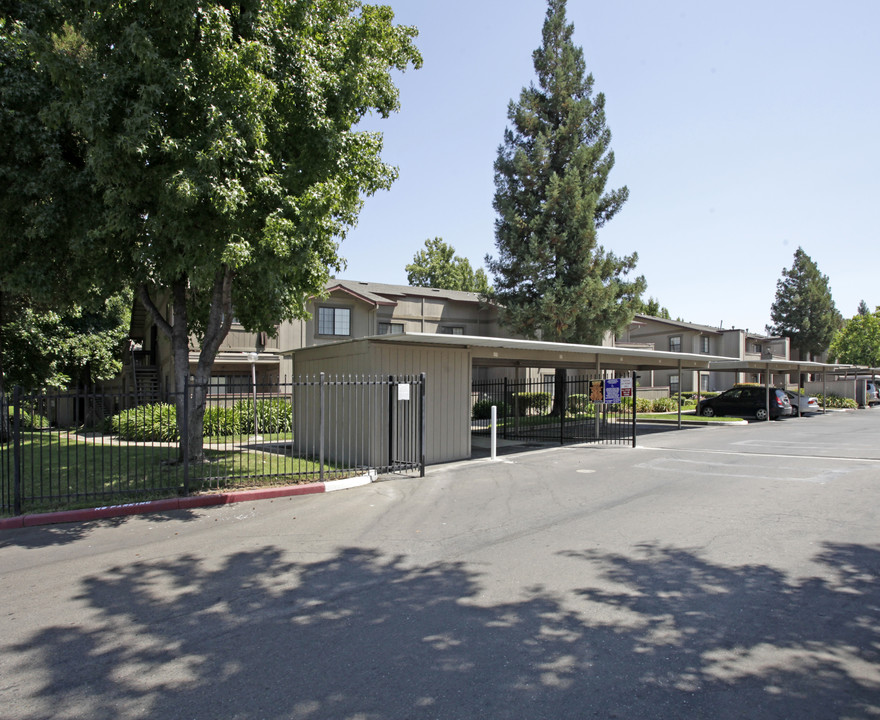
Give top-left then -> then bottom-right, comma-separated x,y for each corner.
604,378 -> 621,404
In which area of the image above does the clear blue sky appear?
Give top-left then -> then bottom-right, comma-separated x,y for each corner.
342,0 -> 879,335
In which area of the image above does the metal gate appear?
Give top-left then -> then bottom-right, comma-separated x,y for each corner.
471,373 -> 637,447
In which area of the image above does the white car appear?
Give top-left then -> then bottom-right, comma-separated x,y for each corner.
785,391 -> 821,416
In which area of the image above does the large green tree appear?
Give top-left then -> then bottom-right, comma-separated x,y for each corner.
486,0 -> 645,347
406,238 -> 490,293
829,308 -> 880,366
768,248 -> 841,360
2,0 -> 421,460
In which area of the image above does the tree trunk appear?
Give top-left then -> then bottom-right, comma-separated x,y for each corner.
138,267 -> 234,464
551,367 -> 568,416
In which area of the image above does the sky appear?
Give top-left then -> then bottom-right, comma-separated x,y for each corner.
340,0 -> 879,336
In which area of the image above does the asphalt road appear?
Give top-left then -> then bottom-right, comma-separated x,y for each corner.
2,410 -> 880,719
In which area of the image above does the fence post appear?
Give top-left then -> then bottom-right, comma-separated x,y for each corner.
319,373 -> 325,482
503,377 -> 508,440
388,375 -> 395,471
419,372 -> 426,477
12,385 -> 22,515
559,376 -> 565,446
632,371 -> 638,448
182,375 -> 190,494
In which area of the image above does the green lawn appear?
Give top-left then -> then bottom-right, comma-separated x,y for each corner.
1,430 -> 341,515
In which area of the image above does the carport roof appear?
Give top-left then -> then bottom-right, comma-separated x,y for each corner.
283,332 -> 731,371
707,358 -> 851,374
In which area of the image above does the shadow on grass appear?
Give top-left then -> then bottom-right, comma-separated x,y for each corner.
5,542 -> 879,718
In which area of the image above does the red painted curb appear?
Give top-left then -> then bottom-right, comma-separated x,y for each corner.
2,482 -> 326,530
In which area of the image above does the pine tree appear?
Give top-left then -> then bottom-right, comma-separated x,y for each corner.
487,0 -> 645,346
768,248 -> 841,360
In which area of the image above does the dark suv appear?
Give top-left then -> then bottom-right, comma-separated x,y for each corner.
698,387 -> 792,420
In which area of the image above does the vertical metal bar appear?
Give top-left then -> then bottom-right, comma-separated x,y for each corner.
632,370 -> 638,448
388,375 -> 394,471
12,386 -> 22,515
419,373 -> 426,476
182,375 -> 190,494
319,373 -> 325,482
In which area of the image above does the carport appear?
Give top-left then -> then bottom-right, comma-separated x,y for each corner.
706,358 -> 850,418
285,332 -> 724,465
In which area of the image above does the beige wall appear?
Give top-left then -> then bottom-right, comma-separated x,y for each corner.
290,340 -> 472,466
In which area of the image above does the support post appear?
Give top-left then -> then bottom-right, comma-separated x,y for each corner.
632,371 -> 638,448
419,372 -> 426,477
320,373 -> 325,482
12,386 -> 21,515
490,405 -> 497,461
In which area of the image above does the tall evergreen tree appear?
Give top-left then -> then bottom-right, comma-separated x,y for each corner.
768,248 -> 841,360
486,0 -> 645,346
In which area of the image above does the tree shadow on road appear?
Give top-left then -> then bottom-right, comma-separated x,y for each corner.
6,542 -> 880,719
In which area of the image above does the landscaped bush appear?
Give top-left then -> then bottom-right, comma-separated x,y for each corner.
203,405 -> 249,437
567,394 -> 592,413
472,398 -> 510,420
510,392 -> 551,416
651,397 -> 678,412
6,406 -> 50,430
110,398 -> 294,441
621,396 -> 652,413
816,394 -> 857,409
245,398 -> 293,434
109,403 -> 178,441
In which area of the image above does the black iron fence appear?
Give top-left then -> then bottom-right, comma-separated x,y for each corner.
471,373 -> 636,446
1,373 -> 426,515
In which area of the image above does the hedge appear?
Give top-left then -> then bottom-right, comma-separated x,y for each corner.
5,407 -> 51,431
109,398 -> 293,441
510,392 -> 551,416
472,399 -> 511,420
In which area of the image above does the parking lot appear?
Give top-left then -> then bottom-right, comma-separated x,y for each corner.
2,408 -> 879,719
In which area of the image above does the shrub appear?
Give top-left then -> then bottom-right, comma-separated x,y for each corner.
510,392 -> 551,416
621,397 -> 652,413
109,403 -> 178,441
651,397 -> 678,412
203,405 -> 249,437
472,399 -> 510,420
567,394 -> 592,413
6,406 -> 50,430
251,398 -> 293,433
816,394 -> 857,409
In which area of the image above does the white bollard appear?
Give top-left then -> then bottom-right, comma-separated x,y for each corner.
490,405 -> 497,461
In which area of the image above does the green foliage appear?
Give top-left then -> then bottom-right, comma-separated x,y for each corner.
567,394 -> 592,413
471,398 -> 511,420
634,297 -> 671,319
815,394 -> 857,409
828,310 -> 880,366
2,0 -> 421,460
650,397 -> 677,412
109,404 -> 179,442
0,290 -> 131,390
6,406 -> 51,431
487,0 -> 645,345
768,247 -> 842,359
244,398 -> 294,434
407,238 -> 490,293
111,398 -> 293,440
510,392 -> 551,416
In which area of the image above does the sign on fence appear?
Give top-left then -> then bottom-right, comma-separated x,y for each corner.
604,378 -> 622,404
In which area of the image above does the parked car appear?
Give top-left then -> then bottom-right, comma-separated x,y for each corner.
785,391 -> 821,417
698,386 -> 792,420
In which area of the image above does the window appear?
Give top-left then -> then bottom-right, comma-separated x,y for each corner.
208,375 -> 250,395
440,326 -> 464,335
669,374 -> 680,394
378,322 -> 404,335
669,336 -> 682,352
701,336 -> 710,353
317,307 -> 351,336
700,374 -> 709,391
752,343 -> 763,354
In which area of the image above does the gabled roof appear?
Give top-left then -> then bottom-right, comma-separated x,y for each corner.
631,314 -> 783,341
325,279 -> 489,307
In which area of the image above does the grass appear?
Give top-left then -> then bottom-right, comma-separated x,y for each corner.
1,429 -> 343,516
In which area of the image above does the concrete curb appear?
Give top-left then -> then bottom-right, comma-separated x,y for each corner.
0,470 -> 377,531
